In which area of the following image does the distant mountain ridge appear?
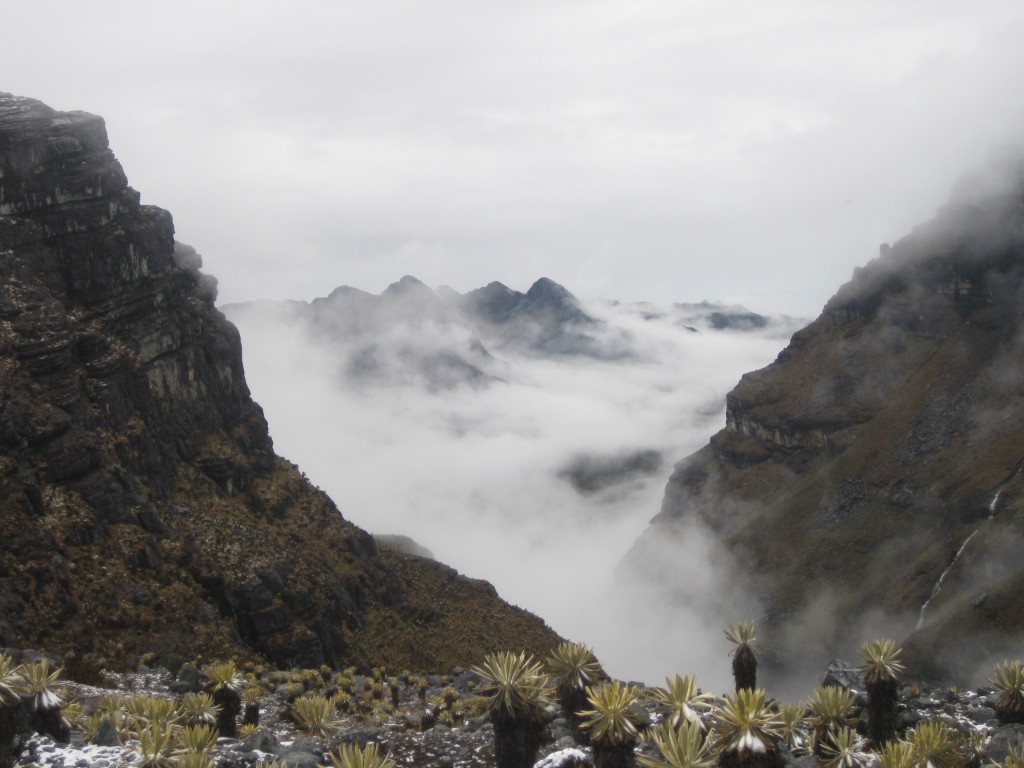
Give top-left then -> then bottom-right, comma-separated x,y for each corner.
624,151 -> 1024,682
225,276 -> 786,392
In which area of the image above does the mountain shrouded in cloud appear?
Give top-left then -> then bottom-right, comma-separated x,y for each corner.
624,150 -> 1024,689
225,276 -> 804,690
0,92 -> 561,671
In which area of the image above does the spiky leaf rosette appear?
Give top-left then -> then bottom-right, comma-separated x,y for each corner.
174,724 -> 219,756
204,661 -> 245,694
991,660 -> 1024,724
651,674 -> 715,731
638,720 -> 714,768
471,651 -> 552,721
877,740 -> 918,768
776,702 -> 810,756
1002,747 -> 1024,768
710,688 -> 782,755
134,721 -> 177,768
956,730 -> 987,768
547,642 -> 606,693
858,639 -> 905,685
291,695 -> 341,738
579,680 -> 644,747
820,726 -> 870,768
0,655 -> 24,707
725,621 -> 759,691
18,658 -> 63,712
807,686 -> 856,728
327,742 -> 396,768
909,720 -> 962,768
178,692 -> 220,726
125,694 -> 179,729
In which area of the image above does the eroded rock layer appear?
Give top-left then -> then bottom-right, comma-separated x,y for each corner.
0,93 -> 559,669
627,155 -> 1024,681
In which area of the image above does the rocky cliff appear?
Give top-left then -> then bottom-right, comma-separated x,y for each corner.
626,153 -> 1024,682
0,93 -> 559,670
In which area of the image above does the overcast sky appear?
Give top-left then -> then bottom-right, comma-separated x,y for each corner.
6,1 -> 1024,315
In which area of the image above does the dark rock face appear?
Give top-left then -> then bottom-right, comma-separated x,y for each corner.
457,277 -> 629,359
625,153 -> 1024,682
0,93 -> 560,670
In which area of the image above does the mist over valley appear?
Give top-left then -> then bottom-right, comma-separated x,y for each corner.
224,277 -> 805,691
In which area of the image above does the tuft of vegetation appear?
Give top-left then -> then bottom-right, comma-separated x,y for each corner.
876,740 -> 918,768
472,651 -> 552,768
291,694 -> 341,738
18,658 -> 62,712
859,639 -> 904,746
908,720 -> 962,768
134,721 -> 177,768
0,655 -> 25,768
991,660 -> 1024,725
807,686 -> 857,758
650,674 -> 714,732
638,720 -> 714,768
580,680 -> 645,768
174,723 -> 219,756
326,742 -> 395,768
775,702 -> 810,756
205,661 -> 243,738
472,651 -> 552,720
178,692 -> 220,726
710,688 -> 782,764
819,726 -> 870,768
725,621 -> 758,692
125,694 -> 179,729
547,641 -> 607,743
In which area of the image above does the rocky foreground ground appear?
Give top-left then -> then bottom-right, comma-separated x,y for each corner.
7,649 -> 1024,768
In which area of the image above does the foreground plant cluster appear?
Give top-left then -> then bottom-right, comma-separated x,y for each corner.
2,625 -> 1024,768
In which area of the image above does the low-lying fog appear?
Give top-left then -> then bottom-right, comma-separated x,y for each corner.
225,281 -> 805,691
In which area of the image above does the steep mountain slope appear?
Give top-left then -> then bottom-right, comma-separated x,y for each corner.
626,154 -> 1024,682
0,93 -> 559,670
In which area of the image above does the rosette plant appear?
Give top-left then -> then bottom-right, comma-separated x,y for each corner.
991,660 -> 1024,725
908,720 -> 960,768
327,742 -> 396,768
638,720 -> 714,768
725,622 -> 759,692
204,661 -> 244,737
806,686 -> 857,758
291,694 -> 340,738
858,639 -> 904,746
709,688 -> 783,768
547,641 -> 607,743
472,651 -> 552,768
579,680 -> 645,768
820,726 -> 870,768
650,674 -> 714,733
18,658 -> 69,742
0,655 -> 25,768
775,702 -> 810,757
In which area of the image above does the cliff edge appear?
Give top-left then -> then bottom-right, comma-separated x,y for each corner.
625,152 -> 1024,682
0,94 -> 559,670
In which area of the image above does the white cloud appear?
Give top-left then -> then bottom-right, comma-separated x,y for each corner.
227,285 -> 801,690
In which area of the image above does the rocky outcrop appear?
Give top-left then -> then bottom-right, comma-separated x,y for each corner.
0,93 -> 559,670
625,153 -> 1024,683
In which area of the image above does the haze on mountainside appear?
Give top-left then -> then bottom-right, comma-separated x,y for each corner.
225,278 -> 804,692
625,147 -> 1024,695
4,3 -> 1024,315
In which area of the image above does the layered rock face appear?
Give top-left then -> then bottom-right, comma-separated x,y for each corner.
626,155 -> 1024,681
0,94 -> 559,669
